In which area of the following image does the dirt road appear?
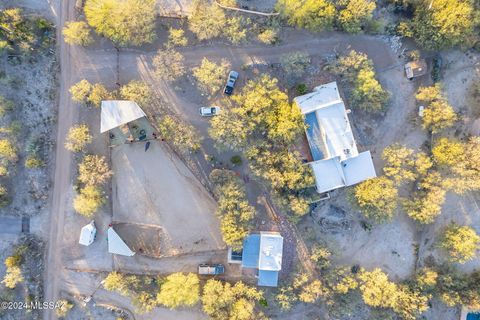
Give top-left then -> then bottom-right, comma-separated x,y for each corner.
44,0 -> 76,319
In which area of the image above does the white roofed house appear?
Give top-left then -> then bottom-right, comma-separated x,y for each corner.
294,82 -> 377,194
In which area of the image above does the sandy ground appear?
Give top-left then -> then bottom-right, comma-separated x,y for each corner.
303,200 -> 417,281
111,141 -> 224,256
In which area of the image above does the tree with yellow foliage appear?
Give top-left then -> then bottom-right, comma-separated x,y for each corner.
439,223 -> 480,264
338,0 -> 376,34
62,21 -> 93,46
276,0 -> 336,32
193,58 -> 230,96
157,273 -> 200,309
65,124 -> 92,152
416,84 -> 457,133
407,0 -> 477,50
84,0 -> 156,46
352,176 -> 398,222
73,185 -> 105,217
403,171 -> 446,224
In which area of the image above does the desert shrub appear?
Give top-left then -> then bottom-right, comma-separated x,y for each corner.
202,280 -> 264,320
78,154 -> 112,186
382,144 -> 432,186
103,272 -> 140,296
279,51 -> 310,78
84,0 -> 156,46
158,115 -> 201,154
87,83 -> 110,107
352,177 -> 398,222
439,223 -> 480,264
331,50 -> 388,112
25,155 -> 44,168
193,58 -> 230,96
257,28 -> 278,44
0,96 -> 13,117
189,0 -> 227,41
230,155 -> 242,165
152,49 -> 186,81
338,0 -> 376,34
157,273 -> 200,309
0,185 -> 9,207
65,124 -> 92,152
415,84 -> 457,133
0,139 -> 17,163
167,28 -> 188,47
56,299 -> 74,318
62,21 -> 93,46
405,0 -> 477,50
403,171 -> 445,224
224,16 -> 248,45
73,185 -> 105,217
210,169 -> 254,250
70,79 -> 92,104
276,0 -> 336,31
119,80 -> 153,108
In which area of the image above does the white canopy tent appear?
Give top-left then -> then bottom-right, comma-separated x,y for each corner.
79,221 -> 96,246
107,226 -> 135,256
100,100 -> 146,133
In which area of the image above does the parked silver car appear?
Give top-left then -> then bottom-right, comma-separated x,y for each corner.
199,106 -> 220,116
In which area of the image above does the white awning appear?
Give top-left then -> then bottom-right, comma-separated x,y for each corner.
107,226 -> 135,256
79,220 -> 96,246
100,100 -> 146,133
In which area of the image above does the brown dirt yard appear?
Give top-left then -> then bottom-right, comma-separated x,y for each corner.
111,140 -> 225,257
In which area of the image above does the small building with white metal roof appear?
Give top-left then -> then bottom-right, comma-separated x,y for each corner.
241,232 -> 283,287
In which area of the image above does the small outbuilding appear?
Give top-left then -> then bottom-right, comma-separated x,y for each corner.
107,226 -> 135,256
404,59 -> 427,79
79,220 -> 96,246
241,232 -> 283,287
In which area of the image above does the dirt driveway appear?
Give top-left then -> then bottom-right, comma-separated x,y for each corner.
112,141 -> 225,256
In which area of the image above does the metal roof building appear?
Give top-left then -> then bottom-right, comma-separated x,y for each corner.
294,82 -> 377,194
100,100 -> 147,133
241,232 -> 283,287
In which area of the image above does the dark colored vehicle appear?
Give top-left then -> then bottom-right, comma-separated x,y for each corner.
224,71 -> 239,95
198,264 -> 225,275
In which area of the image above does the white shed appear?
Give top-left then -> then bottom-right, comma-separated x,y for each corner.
79,221 -> 96,246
